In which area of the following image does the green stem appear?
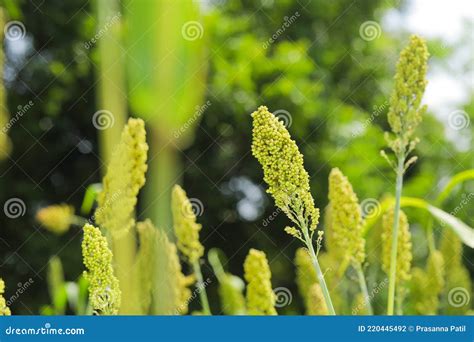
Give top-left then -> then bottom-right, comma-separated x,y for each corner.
143,138 -> 179,233
208,249 -> 225,282
387,154 -> 405,315
303,231 -> 336,315
95,0 -> 126,167
355,263 -> 373,315
193,260 -> 211,315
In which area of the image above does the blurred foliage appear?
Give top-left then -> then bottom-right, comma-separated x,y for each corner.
0,0 -> 472,314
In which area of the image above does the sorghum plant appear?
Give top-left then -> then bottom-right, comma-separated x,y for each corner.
94,117 -> 148,314
294,248 -> 327,315
208,249 -> 246,315
380,35 -> 429,315
81,224 -> 121,315
243,249 -> 276,315
144,220 -> 194,315
251,105 -> 335,314
171,184 -> 210,315
326,168 -> 371,314
35,204 -> 76,235
407,250 -> 444,315
381,209 -> 412,314
0,278 -> 11,315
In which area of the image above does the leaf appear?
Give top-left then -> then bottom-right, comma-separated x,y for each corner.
427,205 -> 474,248
436,169 -> 474,205
80,183 -> 102,215
362,196 -> 474,248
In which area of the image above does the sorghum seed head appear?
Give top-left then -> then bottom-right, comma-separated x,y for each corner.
82,224 -> 121,315
171,184 -> 204,264
96,118 -> 148,236
36,204 -> 74,235
251,106 -> 319,233
244,249 -> 276,315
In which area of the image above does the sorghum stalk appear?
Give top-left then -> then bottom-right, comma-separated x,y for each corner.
192,260 -> 211,315
382,35 -> 428,315
251,106 -> 335,314
382,209 -> 413,315
301,227 -> 336,315
208,249 -> 246,315
387,155 -> 405,315
355,263 -> 373,315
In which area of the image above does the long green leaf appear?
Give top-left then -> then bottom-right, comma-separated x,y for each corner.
362,196 -> 474,248
427,204 -> 474,248
436,169 -> 474,205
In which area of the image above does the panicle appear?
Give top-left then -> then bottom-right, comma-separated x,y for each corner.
36,204 -> 74,234
440,229 -> 472,314
251,106 -> 319,233
381,209 -> 412,284
351,293 -> 369,315
81,224 -> 121,315
134,220 -> 157,313
244,249 -> 276,315
154,226 -> 194,315
171,185 -> 204,264
426,250 -> 445,294
0,278 -> 11,315
327,168 -> 365,267
96,118 -> 148,236
386,35 -> 429,156
306,283 -> 328,315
